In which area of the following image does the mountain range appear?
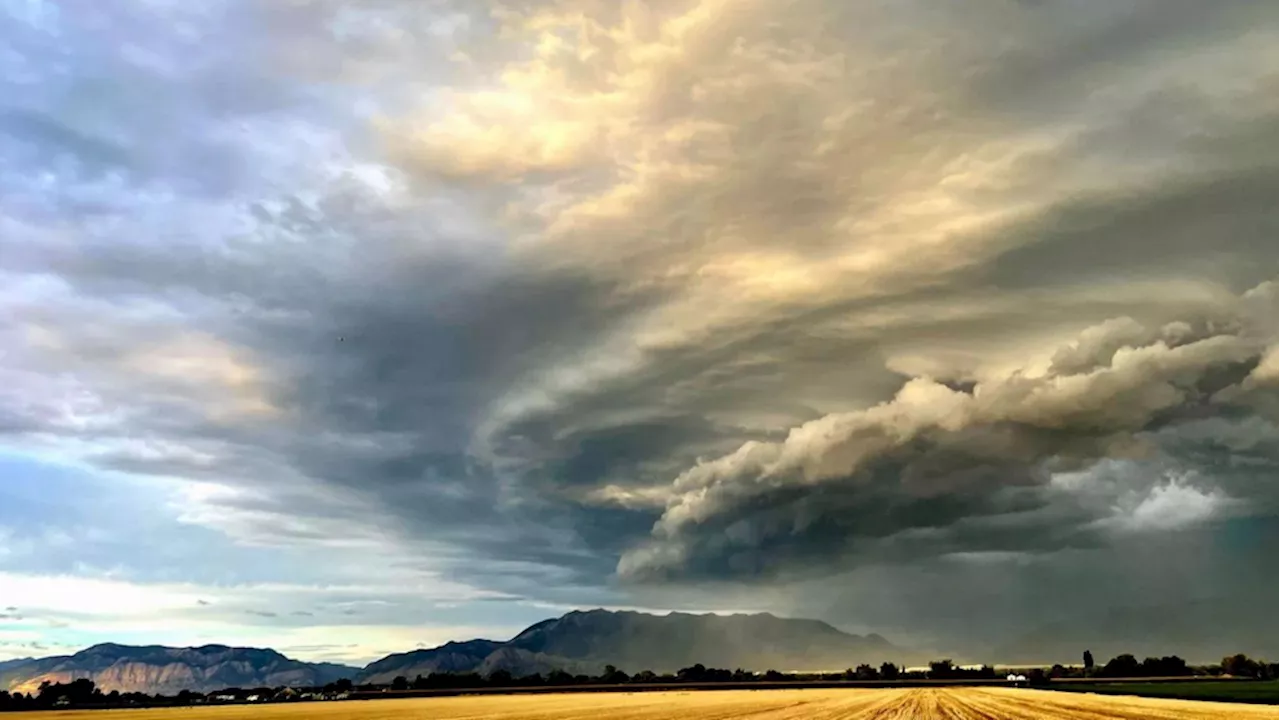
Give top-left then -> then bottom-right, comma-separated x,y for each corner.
360,610 -> 909,683
0,609 -> 917,694
0,643 -> 354,695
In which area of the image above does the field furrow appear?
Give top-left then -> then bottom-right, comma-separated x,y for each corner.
11,687 -> 1275,719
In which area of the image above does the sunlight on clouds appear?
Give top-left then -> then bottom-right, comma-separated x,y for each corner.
8,319 -> 278,436
393,0 -> 1278,465
1109,478 -> 1227,533
0,573 -> 206,618
391,0 -> 1275,307
124,332 -> 278,419
1247,344 -> 1278,385
170,481 -> 398,552
582,482 -> 671,510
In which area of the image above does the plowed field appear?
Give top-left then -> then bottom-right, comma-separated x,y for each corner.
15,687 -> 1274,719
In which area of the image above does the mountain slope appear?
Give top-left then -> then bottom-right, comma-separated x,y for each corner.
357,639 -> 505,684
0,643 -> 356,695
359,609 -> 916,682
502,610 -> 905,673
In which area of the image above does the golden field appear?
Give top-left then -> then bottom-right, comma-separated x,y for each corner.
10,688 -> 1274,720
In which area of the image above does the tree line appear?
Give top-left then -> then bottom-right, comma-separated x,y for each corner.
1021,651 -> 1280,687
0,679 -> 163,711
375,652 -> 1277,692
0,679 -> 318,712
1,652 -> 1274,710
378,660 -> 953,692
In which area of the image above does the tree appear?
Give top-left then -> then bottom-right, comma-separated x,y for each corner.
600,665 -> 629,684
1140,656 -> 1189,677
391,675 -> 409,691
1083,650 -> 1094,673
35,678 -> 98,707
879,662 -> 900,681
855,664 -> 878,681
334,678 -> 354,693
927,659 -> 955,680
1100,653 -> 1139,678
547,669 -> 575,685
677,664 -> 707,682
1222,654 -> 1262,678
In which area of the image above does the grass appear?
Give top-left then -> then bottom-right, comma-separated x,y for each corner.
1050,679 -> 1278,705
6,687 -> 1276,719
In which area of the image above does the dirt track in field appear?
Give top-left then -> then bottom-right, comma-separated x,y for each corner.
17,687 -> 1275,719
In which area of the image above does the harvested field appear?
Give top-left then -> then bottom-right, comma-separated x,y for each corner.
11,687 -> 1275,719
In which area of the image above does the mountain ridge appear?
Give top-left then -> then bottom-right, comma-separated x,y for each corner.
0,643 -> 357,695
357,609 -> 916,683
1,609 -> 918,694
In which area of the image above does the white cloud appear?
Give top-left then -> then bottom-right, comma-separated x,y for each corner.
0,573 -> 206,618
1051,461 -> 1240,536
1104,478 -> 1228,533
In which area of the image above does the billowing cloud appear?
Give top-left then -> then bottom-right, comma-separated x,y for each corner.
0,0 -> 1274,660
612,294 -> 1275,581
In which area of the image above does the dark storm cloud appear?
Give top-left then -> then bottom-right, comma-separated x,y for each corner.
982,165 -> 1278,294
615,303 -> 1276,582
0,0 -> 1275,656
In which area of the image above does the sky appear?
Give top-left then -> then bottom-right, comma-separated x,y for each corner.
0,0 -> 1276,667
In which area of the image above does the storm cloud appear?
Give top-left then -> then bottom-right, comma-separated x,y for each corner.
0,0 -> 1275,661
